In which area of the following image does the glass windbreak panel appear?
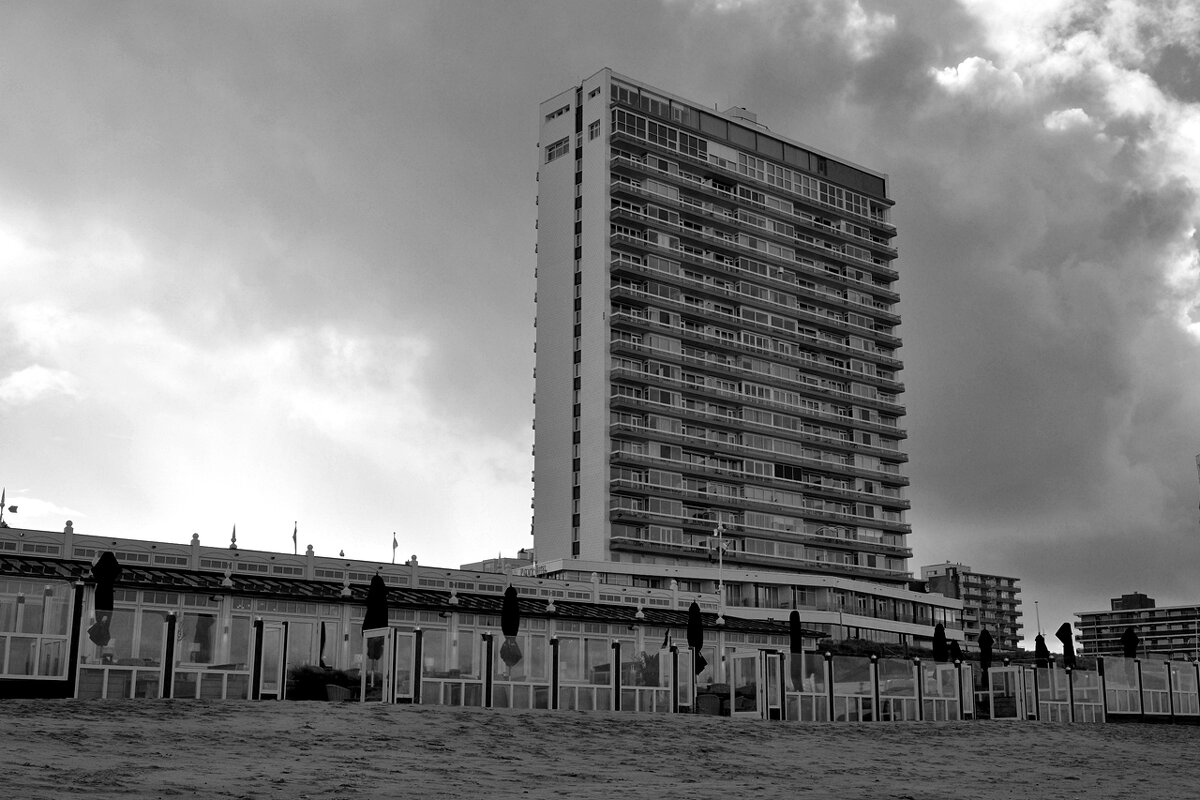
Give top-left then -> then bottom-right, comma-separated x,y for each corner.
528,634 -> 547,681
455,628 -> 476,678
1106,657 -> 1138,691
43,587 -> 71,635
39,639 -> 66,677
677,649 -> 694,704
558,636 -> 582,682
766,654 -> 781,707
832,655 -> 872,697
260,627 -> 282,694
585,638 -> 612,686
136,674 -> 161,699
19,595 -> 44,633
348,620 -> 365,670
921,663 -> 956,698
395,634 -> 413,697
287,621 -> 314,670
1073,669 -> 1102,703
423,628 -> 451,676
628,649 -> 661,688
1142,661 -> 1170,713
1038,668 -> 1068,701
0,595 -> 15,630
360,630 -> 388,701
179,612 -> 218,664
9,637 -> 35,675
106,608 -> 136,664
107,670 -> 132,699
878,658 -> 914,697
789,652 -> 825,693
138,610 -> 169,666
229,615 -> 252,669
730,654 -> 758,712
1171,665 -> 1199,715
318,621 -> 339,668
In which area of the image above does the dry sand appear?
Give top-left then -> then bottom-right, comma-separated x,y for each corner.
1,700 -> 1197,799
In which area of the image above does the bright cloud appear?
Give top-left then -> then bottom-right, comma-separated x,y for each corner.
932,56 -> 1025,103
0,365 -> 80,405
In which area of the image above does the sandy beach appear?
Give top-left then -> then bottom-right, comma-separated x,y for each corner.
1,701 -> 1198,799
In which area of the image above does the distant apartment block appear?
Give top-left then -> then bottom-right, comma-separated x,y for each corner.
1077,594 -> 1200,659
921,562 -> 1021,651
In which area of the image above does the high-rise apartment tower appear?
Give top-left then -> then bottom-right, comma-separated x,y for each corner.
534,69 -> 910,585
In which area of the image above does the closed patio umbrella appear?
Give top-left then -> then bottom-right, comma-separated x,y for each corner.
949,639 -> 964,663
1055,623 -> 1077,669
932,623 -> 949,663
788,610 -> 804,689
978,628 -> 994,674
87,552 -> 121,646
687,602 -> 708,674
362,574 -> 389,660
1034,634 -> 1050,668
500,586 -> 523,671
1120,626 -> 1140,659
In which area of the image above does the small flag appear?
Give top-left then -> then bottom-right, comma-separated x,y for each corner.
391,532 -> 398,564
661,628 -> 671,650
292,521 -> 298,555
6,506 -> 15,514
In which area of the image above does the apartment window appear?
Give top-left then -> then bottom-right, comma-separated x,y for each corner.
546,104 -> 570,121
588,120 -> 601,140
545,137 -> 569,162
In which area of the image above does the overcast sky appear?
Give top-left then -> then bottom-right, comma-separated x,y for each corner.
2,1 -> 1198,650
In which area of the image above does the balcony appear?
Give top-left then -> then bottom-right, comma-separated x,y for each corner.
609,167 -> 900,280
607,284 -> 905,385
608,477 -> 911,536
608,419 -> 911,486
608,392 -> 909,463
609,133 -> 899,246
607,213 -> 903,349
607,328 -> 906,416
608,364 -> 907,441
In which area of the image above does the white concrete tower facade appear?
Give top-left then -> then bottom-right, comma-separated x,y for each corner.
534,69 -> 910,585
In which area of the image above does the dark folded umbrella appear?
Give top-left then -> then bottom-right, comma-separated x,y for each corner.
362,574 -> 389,660
789,610 -> 804,688
319,621 -> 328,669
88,552 -> 122,646
1034,634 -> 1050,668
500,586 -> 523,669
687,601 -> 707,674
1120,626 -> 1140,659
1055,622 -> 1077,669
978,629 -> 994,674
949,639 -> 964,663
932,623 -> 949,663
